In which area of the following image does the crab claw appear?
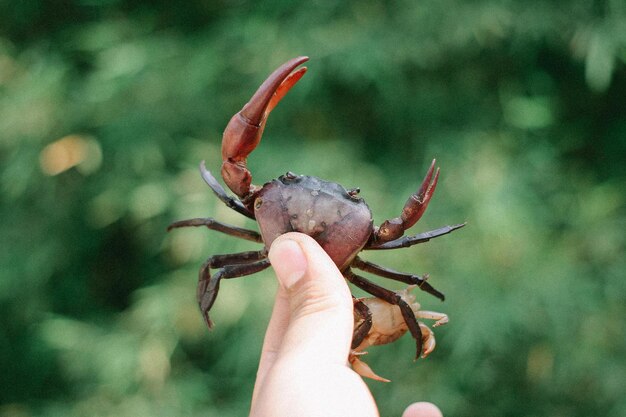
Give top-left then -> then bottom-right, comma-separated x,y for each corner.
403,159 -> 440,229
376,159 -> 440,242
221,56 -> 309,199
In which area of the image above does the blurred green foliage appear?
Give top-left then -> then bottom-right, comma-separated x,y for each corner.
1,1 -> 625,416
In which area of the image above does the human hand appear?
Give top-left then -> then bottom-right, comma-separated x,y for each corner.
249,232 -> 442,417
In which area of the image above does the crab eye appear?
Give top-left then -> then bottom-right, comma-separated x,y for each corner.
348,187 -> 361,198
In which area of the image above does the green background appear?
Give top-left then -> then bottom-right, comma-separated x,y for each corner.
1,1 -> 624,416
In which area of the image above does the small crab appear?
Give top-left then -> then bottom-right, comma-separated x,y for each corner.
168,56 -> 464,362
351,285 -> 449,382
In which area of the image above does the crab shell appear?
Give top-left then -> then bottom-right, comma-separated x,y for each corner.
254,174 -> 374,270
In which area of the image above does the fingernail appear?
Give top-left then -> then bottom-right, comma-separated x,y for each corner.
269,238 -> 308,289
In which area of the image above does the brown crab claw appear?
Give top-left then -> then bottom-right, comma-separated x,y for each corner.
376,159 -> 440,242
221,56 -> 309,198
402,158 -> 440,229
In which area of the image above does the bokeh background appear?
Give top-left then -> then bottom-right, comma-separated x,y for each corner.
1,1 -> 625,416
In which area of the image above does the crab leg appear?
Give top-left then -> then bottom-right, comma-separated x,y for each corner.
208,250 -> 268,268
167,217 -> 262,243
349,288 -> 446,382
351,256 -> 445,301
199,161 -> 255,220
418,323 -> 437,357
416,310 -> 449,327
374,159 -> 441,243
344,269 -> 424,359
349,321 -> 437,382
350,352 -> 391,383
221,56 -> 309,199
352,297 -> 373,349
367,223 -> 466,250
198,258 -> 271,329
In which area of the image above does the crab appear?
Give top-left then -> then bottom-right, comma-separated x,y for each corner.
167,56 -> 464,363
351,286 -> 448,382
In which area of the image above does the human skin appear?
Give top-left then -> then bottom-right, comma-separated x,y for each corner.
249,232 -> 442,417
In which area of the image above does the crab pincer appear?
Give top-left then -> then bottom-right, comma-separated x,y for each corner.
375,159 -> 440,243
221,56 -> 309,199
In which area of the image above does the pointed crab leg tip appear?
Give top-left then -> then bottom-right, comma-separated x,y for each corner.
351,357 -> 391,382
205,317 -> 215,330
415,346 -> 423,361
199,161 -> 216,184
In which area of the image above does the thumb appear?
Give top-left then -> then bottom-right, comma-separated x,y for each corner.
268,232 -> 354,364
